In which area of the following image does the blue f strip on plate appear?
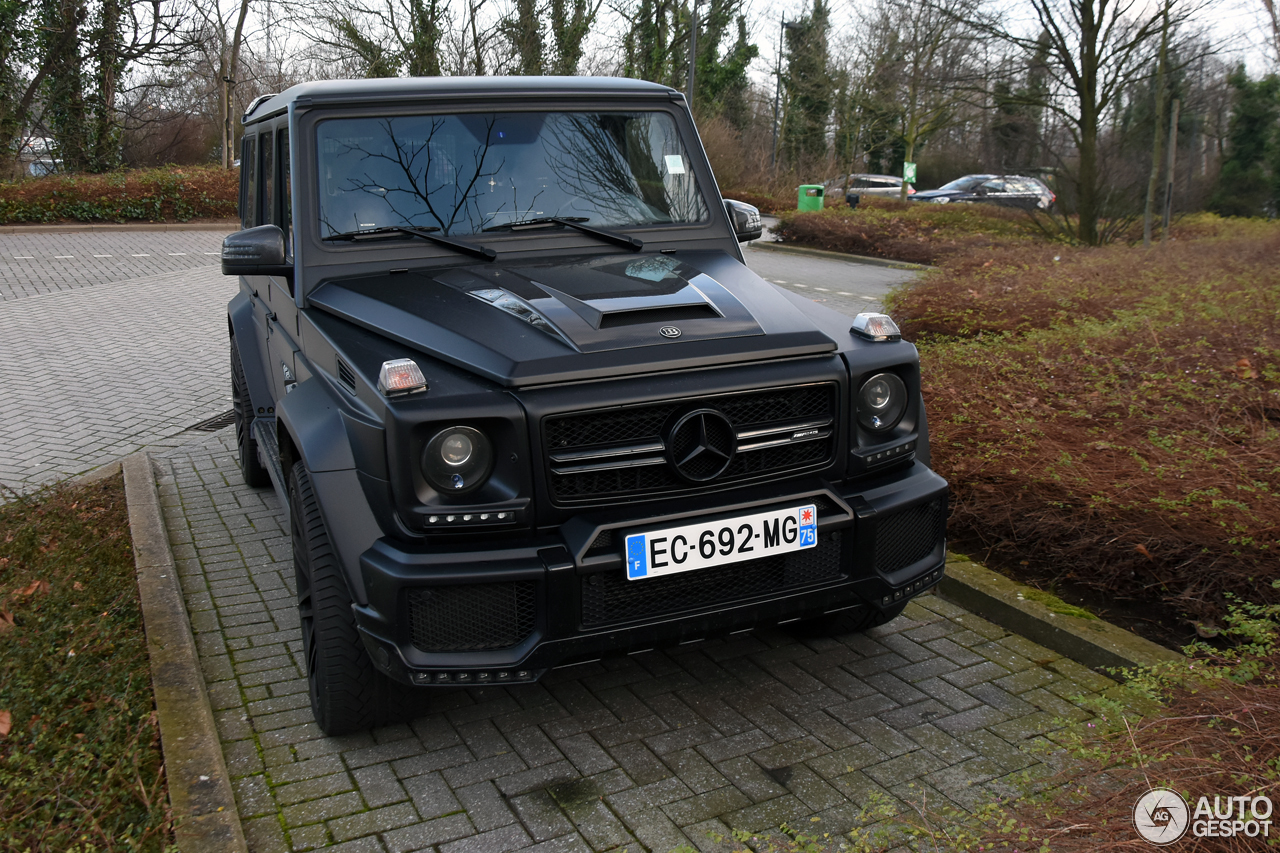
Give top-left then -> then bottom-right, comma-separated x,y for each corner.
626,535 -> 648,579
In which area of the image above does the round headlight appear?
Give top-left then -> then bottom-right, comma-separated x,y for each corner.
423,426 -> 493,494
857,373 -> 907,432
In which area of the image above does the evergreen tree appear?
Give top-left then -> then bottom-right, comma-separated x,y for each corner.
780,0 -> 833,169
547,0 -> 599,75
500,0 -> 543,75
623,0 -> 675,86
693,5 -> 755,128
1209,66 -> 1280,217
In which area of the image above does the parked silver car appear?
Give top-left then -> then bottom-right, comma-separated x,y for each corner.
826,174 -> 915,200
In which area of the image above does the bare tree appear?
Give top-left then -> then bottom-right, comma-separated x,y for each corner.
860,0 -> 983,199
305,0 -> 451,77
962,0 -> 1208,244
1262,0 -> 1280,65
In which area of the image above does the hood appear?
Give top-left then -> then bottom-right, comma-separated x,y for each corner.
308,252 -> 837,388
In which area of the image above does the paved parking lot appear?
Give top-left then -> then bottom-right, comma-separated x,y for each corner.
157,431 -> 1112,853
743,247 -> 916,319
0,257 -> 236,491
4,228 -> 1112,851
0,229 -> 228,300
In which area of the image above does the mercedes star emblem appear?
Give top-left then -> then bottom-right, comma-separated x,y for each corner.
666,409 -> 737,482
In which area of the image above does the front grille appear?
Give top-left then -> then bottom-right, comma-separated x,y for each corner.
580,532 -> 844,627
406,582 -> 537,652
546,384 -> 837,504
874,498 -> 946,574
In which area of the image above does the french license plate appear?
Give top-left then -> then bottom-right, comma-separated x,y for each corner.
624,505 -> 817,581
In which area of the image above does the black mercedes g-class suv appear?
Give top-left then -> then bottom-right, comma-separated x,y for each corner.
223,77 -> 948,735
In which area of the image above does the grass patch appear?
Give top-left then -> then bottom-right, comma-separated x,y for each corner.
0,165 -> 238,224
887,215 -> 1280,631
772,197 -> 1040,265
0,474 -> 171,852
1019,588 -> 1099,620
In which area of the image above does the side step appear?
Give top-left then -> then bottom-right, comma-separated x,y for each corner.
253,418 -> 290,527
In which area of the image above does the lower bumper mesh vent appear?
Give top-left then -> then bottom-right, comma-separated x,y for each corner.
406,582 -> 537,652
873,498 -> 946,574
581,532 -> 844,627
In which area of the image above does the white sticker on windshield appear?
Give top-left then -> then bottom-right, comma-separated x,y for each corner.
664,154 -> 686,175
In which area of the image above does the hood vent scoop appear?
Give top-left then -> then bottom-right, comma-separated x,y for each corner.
431,254 -> 770,355
597,302 -> 720,329
536,281 -> 721,330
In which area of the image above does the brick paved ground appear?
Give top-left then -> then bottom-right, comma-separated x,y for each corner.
0,266 -> 237,491
156,431 -> 1115,853
0,229 -> 230,300
0,229 -> 237,492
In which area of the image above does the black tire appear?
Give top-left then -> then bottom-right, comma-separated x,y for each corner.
289,461 -> 417,735
231,342 -> 271,488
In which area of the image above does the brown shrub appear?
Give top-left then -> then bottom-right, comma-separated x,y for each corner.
908,224 -> 1280,626
772,199 -> 1037,265
0,165 -> 238,223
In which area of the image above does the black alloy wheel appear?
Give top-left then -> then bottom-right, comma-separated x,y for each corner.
289,461 -> 417,735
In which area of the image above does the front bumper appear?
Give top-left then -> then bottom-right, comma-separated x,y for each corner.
352,462 -> 948,686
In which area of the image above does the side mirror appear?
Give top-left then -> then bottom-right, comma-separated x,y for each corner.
724,199 -> 763,243
222,225 -> 292,277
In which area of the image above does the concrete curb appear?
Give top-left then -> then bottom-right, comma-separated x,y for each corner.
0,220 -> 238,234
72,459 -> 123,487
122,452 -> 248,853
747,239 -> 932,271
938,554 -> 1184,673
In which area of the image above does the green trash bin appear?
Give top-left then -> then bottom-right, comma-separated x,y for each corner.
798,184 -> 825,211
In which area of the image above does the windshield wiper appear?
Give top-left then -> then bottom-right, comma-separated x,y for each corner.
483,217 -> 643,252
322,225 -> 497,261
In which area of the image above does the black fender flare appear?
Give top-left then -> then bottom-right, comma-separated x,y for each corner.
227,291 -> 273,417
278,377 -> 386,605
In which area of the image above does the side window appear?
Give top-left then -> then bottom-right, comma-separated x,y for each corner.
260,129 -> 275,227
280,129 -> 292,259
242,135 -> 258,229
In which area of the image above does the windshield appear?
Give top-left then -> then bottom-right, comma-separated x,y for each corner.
937,176 -> 989,192
316,111 -> 709,238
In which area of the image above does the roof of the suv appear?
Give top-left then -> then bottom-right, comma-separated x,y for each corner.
243,76 -> 682,125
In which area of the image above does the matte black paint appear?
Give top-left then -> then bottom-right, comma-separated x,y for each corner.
226,77 -> 949,685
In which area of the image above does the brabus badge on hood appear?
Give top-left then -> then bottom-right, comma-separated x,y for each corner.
659,326 -> 681,338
